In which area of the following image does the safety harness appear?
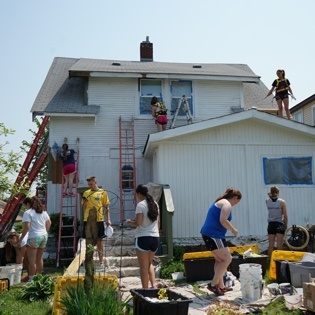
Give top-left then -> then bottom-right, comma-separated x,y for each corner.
275,78 -> 290,93
154,102 -> 168,117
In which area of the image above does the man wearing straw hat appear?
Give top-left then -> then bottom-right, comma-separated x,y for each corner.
266,186 -> 288,257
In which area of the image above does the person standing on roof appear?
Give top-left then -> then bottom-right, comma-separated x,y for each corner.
60,143 -> 76,197
265,69 -> 295,120
151,96 -> 168,132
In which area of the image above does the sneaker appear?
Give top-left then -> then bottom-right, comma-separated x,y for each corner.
68,192 -> 75,197
220,286 -> 233,292
63,192 -> 68,197
99,262 -> 104,266
207,283 -> 224,296
21,275 -> 29,282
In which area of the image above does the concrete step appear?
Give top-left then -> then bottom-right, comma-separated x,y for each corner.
77,265 -> 141,278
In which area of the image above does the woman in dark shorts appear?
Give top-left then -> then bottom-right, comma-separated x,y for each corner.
266,186 -> 288,257
200,188 -> 242,296
126,185 -> 160,288
265,69 -> 295,120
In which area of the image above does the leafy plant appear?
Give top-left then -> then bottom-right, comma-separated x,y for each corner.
60,281 -> 129,315
160,259 -> 184,279
20,274 -> 55,302
13,221 -> 23,234
173,244 -> 185,261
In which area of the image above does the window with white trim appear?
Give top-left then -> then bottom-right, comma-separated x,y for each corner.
293,111 -> 302,123
170,81 -> 193,116
263,157 -> 313,185
312,106 -> 315,126
140,80 -> 162,115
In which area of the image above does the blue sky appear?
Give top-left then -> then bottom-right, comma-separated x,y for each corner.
1,0 -> 314,158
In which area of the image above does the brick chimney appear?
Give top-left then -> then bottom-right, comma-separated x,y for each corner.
140,36 -> 153,62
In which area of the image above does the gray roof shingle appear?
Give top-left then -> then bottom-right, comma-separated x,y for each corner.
31,57 -> 273,116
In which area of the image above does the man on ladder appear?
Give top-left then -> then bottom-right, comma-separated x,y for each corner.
170,95 -> 193,129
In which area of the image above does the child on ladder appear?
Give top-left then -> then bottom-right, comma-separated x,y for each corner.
60,143 -> 76,197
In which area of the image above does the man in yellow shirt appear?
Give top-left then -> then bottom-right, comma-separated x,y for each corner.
82,176 -> 111,265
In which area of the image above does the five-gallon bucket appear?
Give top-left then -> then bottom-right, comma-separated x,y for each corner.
284,294 -> 302,310
8,264 -> 23,284
239,263 -> 263,301
0,266 -> 15,286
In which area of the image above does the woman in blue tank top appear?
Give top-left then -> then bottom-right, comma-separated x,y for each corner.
200,188 -> 242,296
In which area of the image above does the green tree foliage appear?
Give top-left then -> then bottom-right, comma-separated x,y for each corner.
0,122 -> 22,199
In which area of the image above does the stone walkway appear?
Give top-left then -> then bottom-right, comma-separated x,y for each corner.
118,276 -> 277,315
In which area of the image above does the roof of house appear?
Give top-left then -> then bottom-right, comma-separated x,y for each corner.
68,58 -> 260,80
143,108 -> 315,157
31,57 -> 274,117
290,94 -> 315,113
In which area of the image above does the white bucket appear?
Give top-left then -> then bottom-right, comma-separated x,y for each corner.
9,264 -> 23,284
284,294 -> 302,310
239,264 -> 263,301
171,272 -> 184,281
0,267 -> 15,286
239,278 -> 264,301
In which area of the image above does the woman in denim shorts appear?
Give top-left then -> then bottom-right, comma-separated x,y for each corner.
19,196 -> 51,282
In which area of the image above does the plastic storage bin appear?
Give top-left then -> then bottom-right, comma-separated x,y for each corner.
269,250 -> 306,280
275,260 -> 291,283
130,288 -> 192,315
183,257 -> 215,281
182,244 -> 260,260
229,255 -> 268,278
289,261 -> 315,288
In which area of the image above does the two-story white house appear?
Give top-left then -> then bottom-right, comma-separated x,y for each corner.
31,39 -> 315,243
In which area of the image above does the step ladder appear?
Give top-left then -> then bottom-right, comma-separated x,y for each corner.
119,117 -> 136,224
56,138 -> 80,267
0,116 -> 50,241
170,95 -> 193,129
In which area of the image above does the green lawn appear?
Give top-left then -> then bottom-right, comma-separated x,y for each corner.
0,286 -> 53,315
0,267 -> 63,315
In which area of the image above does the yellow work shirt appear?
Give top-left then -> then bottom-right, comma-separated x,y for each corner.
82,189 -> 110,222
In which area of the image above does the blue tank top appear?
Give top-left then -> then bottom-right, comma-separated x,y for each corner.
200,202 -> 232,239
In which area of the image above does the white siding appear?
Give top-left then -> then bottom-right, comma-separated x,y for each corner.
152,119 -> 315,237
195,81 -> 243,118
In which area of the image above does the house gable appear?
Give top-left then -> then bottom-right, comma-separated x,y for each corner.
290,94 -> 315,126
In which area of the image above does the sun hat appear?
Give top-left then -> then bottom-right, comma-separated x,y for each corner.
268,186 -> 279,198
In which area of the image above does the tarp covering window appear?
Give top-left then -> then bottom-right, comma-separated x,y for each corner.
263,157 -> 313,185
